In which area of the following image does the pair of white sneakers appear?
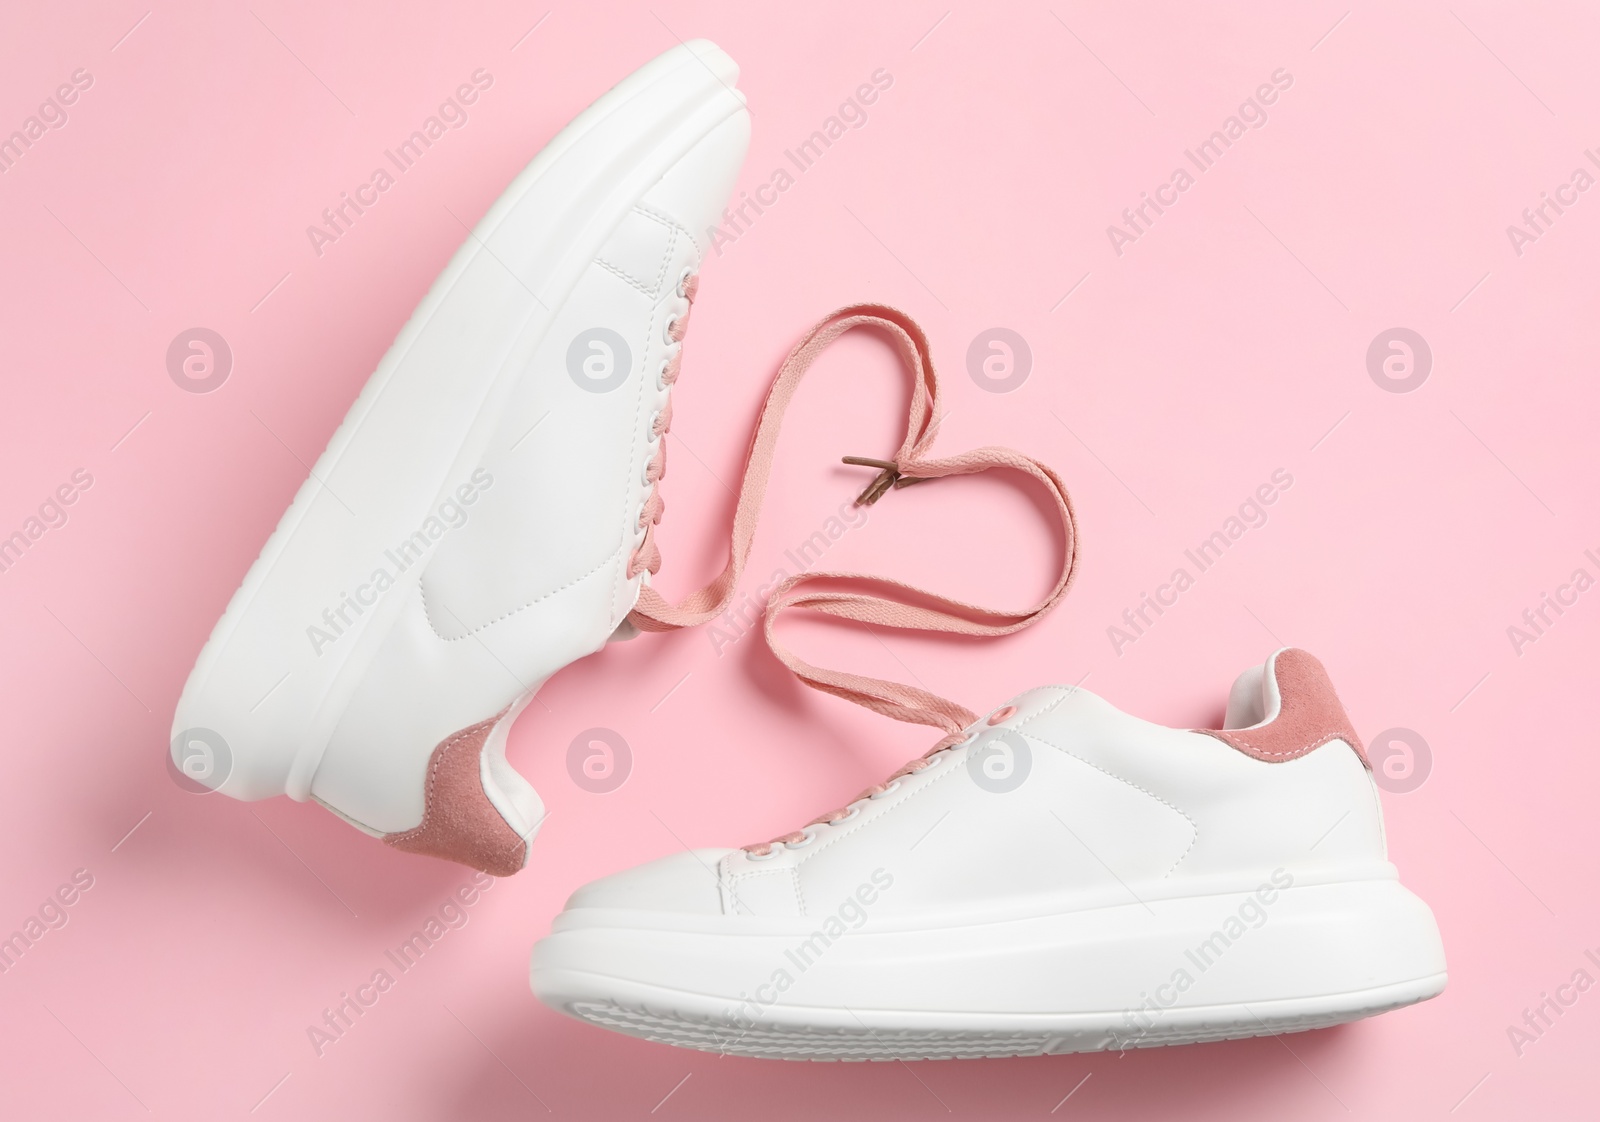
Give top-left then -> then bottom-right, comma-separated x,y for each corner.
172,41 -> 1446,1061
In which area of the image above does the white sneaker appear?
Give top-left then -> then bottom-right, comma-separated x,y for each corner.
531,648 -> 1447,1060
170,41 -> 749,875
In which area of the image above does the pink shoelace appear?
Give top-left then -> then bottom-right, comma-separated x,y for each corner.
625,303 -> 1080,855
626,271 -> 699,581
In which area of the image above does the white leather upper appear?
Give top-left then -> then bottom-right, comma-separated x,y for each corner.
171,43 -> 748,813
567,679 -> 1388,924
305,61 -> 750,831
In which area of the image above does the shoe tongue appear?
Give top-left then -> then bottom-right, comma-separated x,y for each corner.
1223,653 -> 1284,729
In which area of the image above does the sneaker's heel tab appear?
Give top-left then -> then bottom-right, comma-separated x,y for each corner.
384,713 -> 537,877
1204,648 -> 1369,768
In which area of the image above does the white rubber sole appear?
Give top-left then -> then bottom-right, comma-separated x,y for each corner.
532,875 -> 1448,1061
172,41 -> 744,804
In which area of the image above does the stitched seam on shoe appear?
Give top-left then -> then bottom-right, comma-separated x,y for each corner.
1015,688 -> 1201,873
788,689 -> 1078,868
633,203 -> 696,246
726,867 -> 805,918
597,208 -> 679,298
386,723 -> 473,843
388,715 -> 510,846
421,547 -> 620,641
648,221 -> 674,298
1022,723 -> 1201,878
1195,727 -> 1352,761
1009,686 -> 1078,732
718,852 -> 740,916
594,257 -> 658,298
400,719 -> 525,866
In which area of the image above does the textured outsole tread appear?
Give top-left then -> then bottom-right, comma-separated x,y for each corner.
562,991 -> 1431,1061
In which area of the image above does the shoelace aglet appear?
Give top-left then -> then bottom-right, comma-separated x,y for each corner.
842,455 -> 928,506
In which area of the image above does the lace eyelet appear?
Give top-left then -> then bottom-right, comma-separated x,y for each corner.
869,780 -> 902,800
656,361 -> 671,392
675,266 -> 693,298
663,319 -> 678,345
786,830 -> 818,850
834,805 -> 861,823
746,847 -> 779,862
987,705 -> 1018,726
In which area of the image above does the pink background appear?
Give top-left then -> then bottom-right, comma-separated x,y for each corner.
1,2 -> 1596,1118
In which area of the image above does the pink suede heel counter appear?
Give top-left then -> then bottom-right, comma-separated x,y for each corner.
383,713 -> 528,877
1197,649 -> 1371,769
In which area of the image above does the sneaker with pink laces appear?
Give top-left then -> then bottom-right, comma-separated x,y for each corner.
531,648 -> 1447,1060
170,40 -> 749,875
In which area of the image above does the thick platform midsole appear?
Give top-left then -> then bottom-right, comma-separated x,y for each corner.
532,877 -> 1448,1026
